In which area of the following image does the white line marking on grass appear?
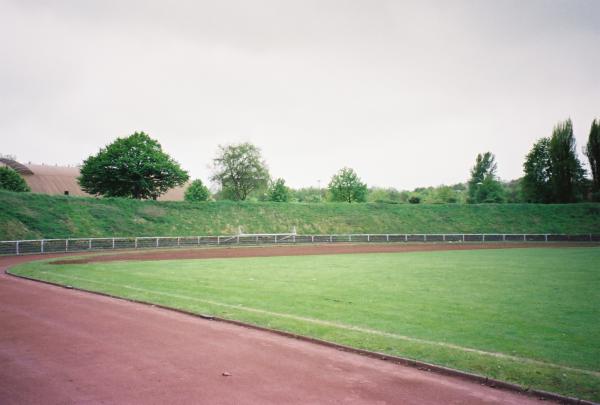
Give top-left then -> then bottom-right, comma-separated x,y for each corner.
37,271 -> 600,378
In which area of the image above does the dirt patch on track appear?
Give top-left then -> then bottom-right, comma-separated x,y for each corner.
52,242 -> 598,265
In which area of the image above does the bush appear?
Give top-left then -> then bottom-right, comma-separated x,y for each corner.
408,196 -> 421,204
0,167 -> 30,192
268,178 -> 290,202
184,179 -> 210,202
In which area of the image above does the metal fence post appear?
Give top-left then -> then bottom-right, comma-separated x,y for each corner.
16,241 -> 19,255
89,239 -> 92,250
367,234 -> 370,242
135,237 -> 138,249
386,234 -> 389,242
156,237 -> 159,248
112,238 -> 115,249
349,234 -> 352,242
177,237 -> 180,247
41,240 -> 45,254
424,234 -> 427,242
217,236 -> 220,245
545,234 -> 548,242
311,235 -> 315,243
65,239 -> 69,252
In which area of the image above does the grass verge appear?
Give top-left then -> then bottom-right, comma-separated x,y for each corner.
2,189 -> 600,239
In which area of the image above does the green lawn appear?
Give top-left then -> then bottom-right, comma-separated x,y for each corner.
11,247 -> 600,401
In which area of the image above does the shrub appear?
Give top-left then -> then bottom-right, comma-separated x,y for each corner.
408,196 -> 421,204
0,167 -> 30,192
184,179 -> 210,202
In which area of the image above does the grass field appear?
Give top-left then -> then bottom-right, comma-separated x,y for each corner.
2,189 -> 600,240
11,247 -> 600,401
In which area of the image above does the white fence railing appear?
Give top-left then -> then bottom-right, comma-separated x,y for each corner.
0,233 -> 598,256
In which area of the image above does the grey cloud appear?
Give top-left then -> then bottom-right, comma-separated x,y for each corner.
1,0 -> 598,189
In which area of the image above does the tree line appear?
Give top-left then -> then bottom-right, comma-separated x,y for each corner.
1,118 -> 598,204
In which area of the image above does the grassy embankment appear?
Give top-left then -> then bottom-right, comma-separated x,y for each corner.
1,189 -> 600,240
11,247 -> 600,401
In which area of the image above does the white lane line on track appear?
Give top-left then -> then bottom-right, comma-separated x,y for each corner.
35,270 -> 600,378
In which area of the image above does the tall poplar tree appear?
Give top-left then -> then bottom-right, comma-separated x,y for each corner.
548,119 -> 585,203
584,119 -> 600,198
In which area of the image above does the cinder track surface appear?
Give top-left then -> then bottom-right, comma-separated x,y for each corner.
0,246 -> 578,404
51,241 -> 597,265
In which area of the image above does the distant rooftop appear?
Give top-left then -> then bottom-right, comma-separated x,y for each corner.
0,158 -> 186,200
0,158 -> 34,175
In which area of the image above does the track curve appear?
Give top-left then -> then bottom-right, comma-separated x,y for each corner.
0,249 -> 570,404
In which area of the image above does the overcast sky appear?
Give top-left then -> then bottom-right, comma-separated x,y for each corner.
1,0 -> 599,190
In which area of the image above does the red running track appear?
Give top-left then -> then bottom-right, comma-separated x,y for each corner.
0,252 -> 553,404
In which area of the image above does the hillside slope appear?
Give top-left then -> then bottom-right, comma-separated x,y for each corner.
1,190 -> 599,240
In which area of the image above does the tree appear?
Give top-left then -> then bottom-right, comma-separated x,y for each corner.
522,138 -> 553,203
184,179 -> 210,202
474,176 -> 505,203
467,152 -> 504,203
522,119 -> 586,203
327,167 -> 367,203
211,143 -> 270,201
0,167 -> 30,192
268,178 -> 290,202
78,132 -> 189,199
585,119 -> 600,198
548,119 -> 585,203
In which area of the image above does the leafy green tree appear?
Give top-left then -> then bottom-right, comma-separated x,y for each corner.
78,132 -> 189,199
327,167 -> 367,203
522,138 -> 553,203
474,176 -> 505,203
0,167 -> 30,192
548,119 -> 585,203
184,179 -> 210,202
467,152 -> 504,203
584,119 -> 600,198
211,143 -> 270,201
268,178 -> 290,202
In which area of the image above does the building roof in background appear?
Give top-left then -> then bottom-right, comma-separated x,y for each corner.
25,163 -> 88,197
0,158 -> 34,175
1,159 -> 186,201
